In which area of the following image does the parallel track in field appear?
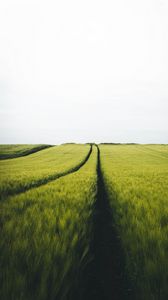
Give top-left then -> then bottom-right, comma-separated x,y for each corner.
0,145 -> 53,160
80,145 -> 131,300
1,145 -> 92,201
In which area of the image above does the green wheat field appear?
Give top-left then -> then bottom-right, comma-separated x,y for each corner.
0,143 -> 168,300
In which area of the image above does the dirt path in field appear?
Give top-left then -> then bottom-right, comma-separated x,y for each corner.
0,144 -> 53,160
81,145 -> 131,300
5,145 -> 92,199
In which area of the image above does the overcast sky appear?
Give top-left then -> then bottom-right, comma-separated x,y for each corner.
0,0 -> 168,144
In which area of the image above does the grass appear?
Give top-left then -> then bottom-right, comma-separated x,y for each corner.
0,145 -> 97,300
0,144 -> 52,159
0,144 -> 90,200
99,144 -> 168,300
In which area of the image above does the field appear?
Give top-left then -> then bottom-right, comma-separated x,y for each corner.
0,144 -> 168,300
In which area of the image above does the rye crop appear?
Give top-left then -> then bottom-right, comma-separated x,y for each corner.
99,144 -> 168,300
0,145 -> 97,300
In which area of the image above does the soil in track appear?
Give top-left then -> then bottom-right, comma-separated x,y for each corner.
80,145 -> 132,300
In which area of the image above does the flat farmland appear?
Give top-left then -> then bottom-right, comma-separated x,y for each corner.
0,143 -> 168,300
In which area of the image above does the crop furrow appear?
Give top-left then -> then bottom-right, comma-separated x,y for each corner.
82,145 -> 130,300
0,144 -> 53,160
1,145 -> 92,200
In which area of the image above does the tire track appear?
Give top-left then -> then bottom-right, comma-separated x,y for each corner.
81,144 -> 131,300
1,145 -> 92,201
0,145 -> 53,160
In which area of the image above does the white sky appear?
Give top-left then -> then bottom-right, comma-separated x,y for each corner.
0,0 -> 168,144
